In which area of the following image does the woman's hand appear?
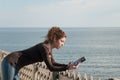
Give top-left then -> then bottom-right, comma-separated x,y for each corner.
67,61 -> 80,70
75,62 -> 80,68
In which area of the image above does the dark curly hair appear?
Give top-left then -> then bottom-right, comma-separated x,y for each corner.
45,26 -> 67,43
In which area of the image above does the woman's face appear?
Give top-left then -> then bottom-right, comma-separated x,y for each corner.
53,37 -> 66,49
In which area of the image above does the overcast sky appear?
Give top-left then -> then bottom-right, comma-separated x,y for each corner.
0,0 -> 120,28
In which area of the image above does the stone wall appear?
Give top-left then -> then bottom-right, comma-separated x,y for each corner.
1,49 -> 119,80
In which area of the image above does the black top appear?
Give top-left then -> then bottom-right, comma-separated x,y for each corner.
5,41 -> 68,71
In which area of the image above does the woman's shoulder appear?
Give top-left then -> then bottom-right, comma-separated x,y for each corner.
42,42 -> 52,53
36,41 -> 51,53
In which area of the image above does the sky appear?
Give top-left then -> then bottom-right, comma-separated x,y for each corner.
0,0 -> 120,28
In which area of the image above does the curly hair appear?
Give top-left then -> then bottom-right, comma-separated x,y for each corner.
46,26 -> 67,43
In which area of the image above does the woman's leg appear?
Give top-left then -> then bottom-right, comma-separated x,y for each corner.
1,59 -> 19,80
14,69 -> 19,80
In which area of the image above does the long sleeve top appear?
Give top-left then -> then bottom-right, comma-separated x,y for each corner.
5,41 -> 68,71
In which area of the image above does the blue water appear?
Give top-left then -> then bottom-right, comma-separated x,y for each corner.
0,27 -> 120,79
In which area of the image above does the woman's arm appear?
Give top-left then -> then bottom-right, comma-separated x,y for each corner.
40,46 -> 68,72
50,53 -> 68,66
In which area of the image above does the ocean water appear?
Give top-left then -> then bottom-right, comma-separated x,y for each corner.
0,27 -> 120,79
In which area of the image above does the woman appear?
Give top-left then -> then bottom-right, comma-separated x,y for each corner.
1,26 -> 80,80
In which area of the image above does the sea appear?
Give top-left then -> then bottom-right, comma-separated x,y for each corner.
0,27 -> 120,79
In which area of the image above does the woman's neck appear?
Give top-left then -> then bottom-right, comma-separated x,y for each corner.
44,40 -> 55,49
